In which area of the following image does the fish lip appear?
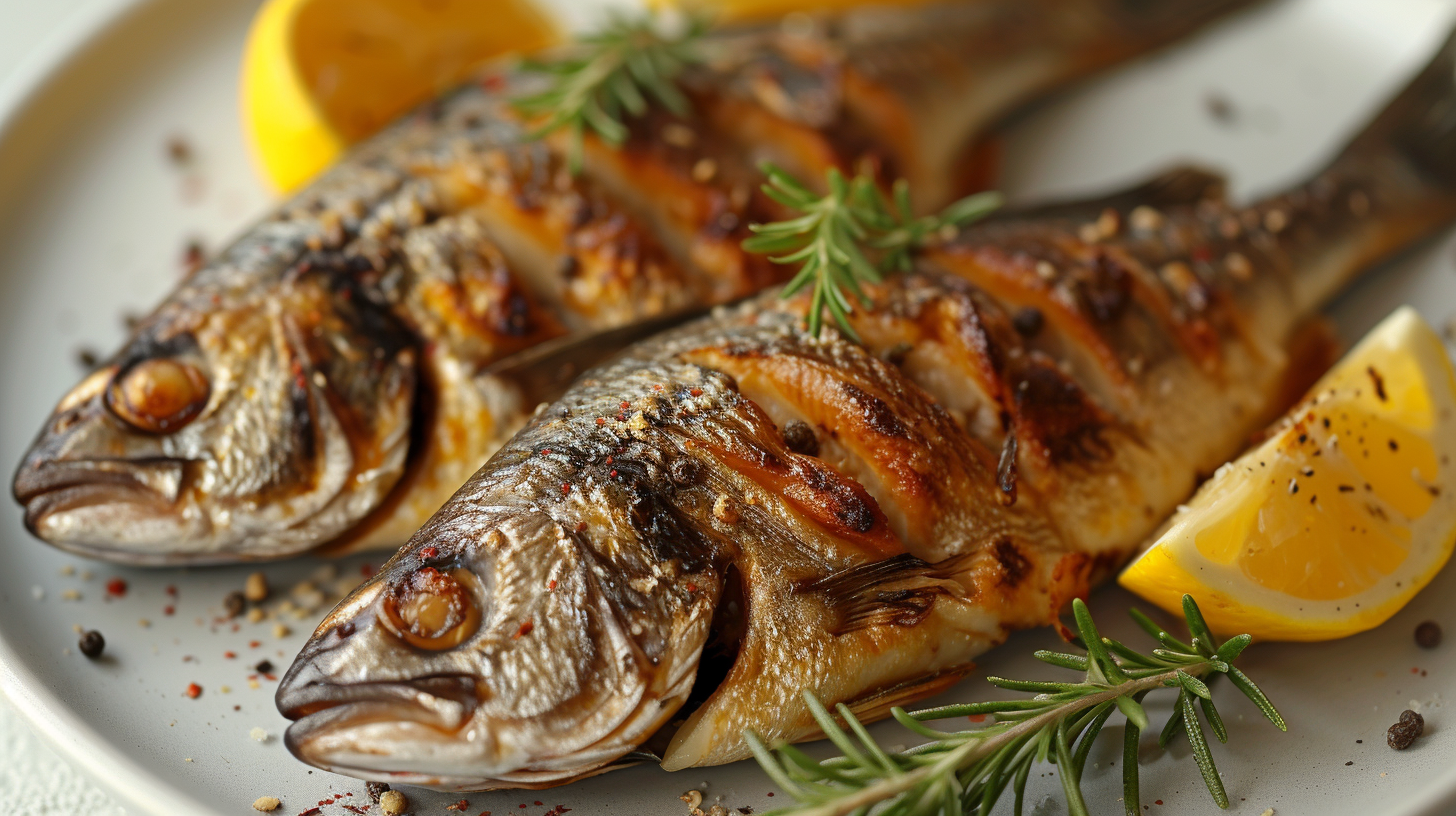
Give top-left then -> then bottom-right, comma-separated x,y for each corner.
277,672 -> 481,726
13,457 -> 188,535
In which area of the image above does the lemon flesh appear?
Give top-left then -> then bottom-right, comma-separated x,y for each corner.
241,0 -> 559,193
1120,307 -> 1456,641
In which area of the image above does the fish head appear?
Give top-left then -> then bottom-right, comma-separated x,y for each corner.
12,268 -> 419,563
277,505 -> 715,790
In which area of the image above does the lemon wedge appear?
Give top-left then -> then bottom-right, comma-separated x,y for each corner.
1120,307 -> 1456,641
241,0 -> 559,192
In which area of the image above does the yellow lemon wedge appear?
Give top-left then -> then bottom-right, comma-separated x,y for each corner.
1120,307 -> 1456,641
241,0 -> 560,193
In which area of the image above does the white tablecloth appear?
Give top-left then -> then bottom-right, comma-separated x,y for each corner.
0,7 -> 127,813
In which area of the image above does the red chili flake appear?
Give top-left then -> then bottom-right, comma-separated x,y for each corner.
447,800 -> 470,811
1155,801 -> 1164,806
105,578 -> 127,597
547,580 -> 557,590
420,546 -> 439,559
224,651 -> 236,659
482,74 -> 506,91
166,585 -> 178,597
610,470 -> 618,478
767,793 -> 774,797
249,640 -> 261,648
163,605 -> 175,616
535,803 -> 543,807
596,417 -> 606,425
562,483 -> 571,494
968,714 -> 987,723
686,582 -> 698,593
619,402 -> 629,410
299,809 -> 322,816
690,388 -> 703,397
1413,667 -> 1421,674
574,522 -> 587,533
185,683 -> 202,699
343,807 -> 368,814
514,619 -> 534,638
605,455 -> 613,465
541,448 -> 552,455
1191,245 -> 1213,262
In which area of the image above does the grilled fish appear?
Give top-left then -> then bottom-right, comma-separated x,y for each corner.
276,30 -> 1456,789
12,0 -> 1259,564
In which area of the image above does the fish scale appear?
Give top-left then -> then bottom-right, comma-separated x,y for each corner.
278,29 -> 1456,790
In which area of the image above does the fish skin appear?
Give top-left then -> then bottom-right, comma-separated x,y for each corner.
278,30 -> 1456,788
13,0 -> 1263,564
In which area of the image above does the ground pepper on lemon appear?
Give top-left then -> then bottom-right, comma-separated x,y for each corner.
1120,307 -> 1456,641
240,0 -> 559,192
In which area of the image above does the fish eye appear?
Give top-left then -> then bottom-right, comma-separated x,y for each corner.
105,358 -> 211,434
382,567 -> 481,650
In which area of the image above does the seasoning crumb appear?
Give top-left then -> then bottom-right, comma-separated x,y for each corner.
78,630 -> 105,659
681,790 -> 704,810
1416,620 -> 1442,649
250,727 -> 269,743
1258,809 -> 1275,816
244,572 -> 270,602
379,789 -> 410,816
273,623 -> 292,639
366,782 -> 390,802
59,565 -> 75,577
247,607 -> 266,623
61,589 -> 82,602
139,618 -> 151,628
251,796 -> 281,812
185,682 -> 202,699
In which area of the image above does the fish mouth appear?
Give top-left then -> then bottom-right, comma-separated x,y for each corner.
279,671 -> 491,785
13,457 -> 190,548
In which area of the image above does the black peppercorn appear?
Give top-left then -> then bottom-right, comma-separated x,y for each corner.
1388,710 -> 1424,749
78,630 -> 105,659
782,420 -> 819,457
255,659 -> 275,674
1012,306 -> 1045,337
223,590 -> 246,619
1416,620 -> 1442,649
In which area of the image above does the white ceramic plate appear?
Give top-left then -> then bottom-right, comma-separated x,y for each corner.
3,0 -> 1456,814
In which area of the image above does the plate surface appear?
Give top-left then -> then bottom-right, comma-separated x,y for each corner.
2,0 -> 1456,814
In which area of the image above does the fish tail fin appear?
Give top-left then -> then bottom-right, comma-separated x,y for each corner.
1289,26 -> 1456,310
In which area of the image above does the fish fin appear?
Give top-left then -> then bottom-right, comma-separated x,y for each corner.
842,665 -> 975,723
795,552 -> 974,635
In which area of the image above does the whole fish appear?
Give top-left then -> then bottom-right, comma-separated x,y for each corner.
277,31 -> 1456,789
12,0 -> 1259,564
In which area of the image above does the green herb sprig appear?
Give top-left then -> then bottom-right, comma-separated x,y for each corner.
742,164 -> 1001,341
512,12 -> 707,172
747,595 -> 1285,816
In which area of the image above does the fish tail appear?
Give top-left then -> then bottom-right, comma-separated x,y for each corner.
1287,26 -> 1456,311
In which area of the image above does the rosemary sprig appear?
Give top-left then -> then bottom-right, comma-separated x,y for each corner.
742,163 -> 1001,341
747,595 -> 1286,816
512,12 -> 707,172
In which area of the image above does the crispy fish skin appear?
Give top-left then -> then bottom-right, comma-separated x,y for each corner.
13,0 -> 1262,564
278,30 -> 1456,788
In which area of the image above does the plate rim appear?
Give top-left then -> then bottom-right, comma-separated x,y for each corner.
0,1 -> 228,812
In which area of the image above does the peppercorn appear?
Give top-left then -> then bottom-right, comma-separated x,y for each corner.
1388,710 -> 1424,749
223,591 -> 246,619
255,659 -> 274,674
782,420 -> 819,457
78,630 -> 105,659
1012,306 -> 1045,337
1416,620 -> 1442,649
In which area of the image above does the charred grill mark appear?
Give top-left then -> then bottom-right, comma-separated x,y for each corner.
1011,362 -> 1113,466
996,432 -> 1018,506
991,537 -> 1031,588
839,383 -> 910,439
